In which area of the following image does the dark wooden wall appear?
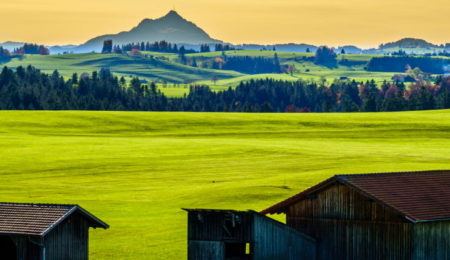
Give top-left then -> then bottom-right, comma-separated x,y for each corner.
286,183 -> 413,260
44,213 -> 90,260
187,211 -> 253,243
10,235 -> 41,260
412,222 -> 450,260
252,213 -> 315,260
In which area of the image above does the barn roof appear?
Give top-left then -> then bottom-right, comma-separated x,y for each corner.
0,202 -> 109,236
261,170 -> 450,223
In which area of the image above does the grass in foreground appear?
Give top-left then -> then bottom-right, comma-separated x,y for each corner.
0,110 -> 450,259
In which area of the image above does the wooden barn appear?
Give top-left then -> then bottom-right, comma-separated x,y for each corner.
184,209 -> 316,260
262,170 -> 450,260
0,202 -> 108,260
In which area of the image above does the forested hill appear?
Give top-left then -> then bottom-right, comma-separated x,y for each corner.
0,66 -> 449,112
379,38 -> 438,49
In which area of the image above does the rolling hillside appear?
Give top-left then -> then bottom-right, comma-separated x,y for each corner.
0,110 -> 449,259
3,48 -> 449,99
0,50 -> 401,94
1,53 -> 242,84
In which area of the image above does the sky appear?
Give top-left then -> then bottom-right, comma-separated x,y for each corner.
1,0 -> 450,48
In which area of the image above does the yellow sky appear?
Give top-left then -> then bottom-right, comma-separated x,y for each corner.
1,0 -> 449,48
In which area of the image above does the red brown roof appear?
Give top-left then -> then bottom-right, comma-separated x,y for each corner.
261,170 -> 450,223
0,202 -> 109,236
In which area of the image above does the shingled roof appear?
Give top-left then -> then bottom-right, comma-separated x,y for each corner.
0,203 -> 109,236
261,170 -> 450,223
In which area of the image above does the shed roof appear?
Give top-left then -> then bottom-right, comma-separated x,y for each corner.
0,202 -> 109,236
261,170 -> 450,223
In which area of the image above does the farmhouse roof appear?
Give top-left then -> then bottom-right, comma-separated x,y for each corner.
0,202 -> 109,236
261,170 -> 450,223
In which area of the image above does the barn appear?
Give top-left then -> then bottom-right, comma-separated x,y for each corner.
0,202 -> 108,260
262,170 -> 450,260
187,170 -> 450,260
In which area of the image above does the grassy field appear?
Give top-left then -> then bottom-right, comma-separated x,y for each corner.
0,110 -> 450,259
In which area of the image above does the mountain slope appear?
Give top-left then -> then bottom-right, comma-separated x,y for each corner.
76,11 -> 221,53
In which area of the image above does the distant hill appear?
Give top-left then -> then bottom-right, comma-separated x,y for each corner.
0,41 -> 78,55
0,41 -> 25,51
49,45 -> 78,54
336,45 -> 363,54
379,38 -> 439,49
75,11 -> 221,53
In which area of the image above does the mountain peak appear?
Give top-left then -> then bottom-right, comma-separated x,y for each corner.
138,10 -> 184,26
162,10 -> 184,20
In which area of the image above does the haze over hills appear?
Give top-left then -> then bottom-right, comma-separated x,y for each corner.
0,41 -> 26,51
0,11 -> 449,55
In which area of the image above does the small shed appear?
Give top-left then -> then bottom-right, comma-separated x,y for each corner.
0,202 -> 108,260
262,170 -> 450,260
184,209 -> 316,260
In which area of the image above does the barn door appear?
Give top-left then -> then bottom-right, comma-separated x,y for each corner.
26,240 -> 41,260
0,236 -> 17,260
188,240 -> 224,260
224,242 -> 252,260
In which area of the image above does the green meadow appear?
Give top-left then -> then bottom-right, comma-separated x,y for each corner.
0,110 -> 450,259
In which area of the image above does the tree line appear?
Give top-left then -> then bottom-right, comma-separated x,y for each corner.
0,66 -> 167,110
102,40 -> 197,54
1,66 -> 449,112
177,79 -> 450,112
0,44 -> 50,57
367,56 -> 449,74
198,53 -> 282,74
102,40 -> 236,54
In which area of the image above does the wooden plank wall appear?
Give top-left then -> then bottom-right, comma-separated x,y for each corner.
44,213 -> 89,260
253,213 -> 316,260
187,211 -> 252,242
11,236 -> 41,260
412,222 -> 450,260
